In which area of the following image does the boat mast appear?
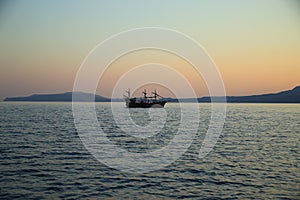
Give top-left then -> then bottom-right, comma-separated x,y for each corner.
143,89 -> 147,99
124,88 -> 130,98
153,89 -> 157,100
152,89 -> 163,100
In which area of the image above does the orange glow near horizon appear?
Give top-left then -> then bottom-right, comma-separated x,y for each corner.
97,49 -> 208,98
0,1 -> 299,100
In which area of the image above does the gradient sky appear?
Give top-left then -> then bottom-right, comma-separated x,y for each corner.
0,0 -> 299,99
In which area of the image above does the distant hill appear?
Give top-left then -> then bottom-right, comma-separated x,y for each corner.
180,85 -> 300,103
207,85 -> 300,103
4,92 -> 110,102
3,86 -> 300,103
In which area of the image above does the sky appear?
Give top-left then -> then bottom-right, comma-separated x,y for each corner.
0,0 -> 299,99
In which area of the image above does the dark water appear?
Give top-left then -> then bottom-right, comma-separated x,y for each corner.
0,102 -> 299,199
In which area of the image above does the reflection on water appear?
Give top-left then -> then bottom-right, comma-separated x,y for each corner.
0,102 -> 299,199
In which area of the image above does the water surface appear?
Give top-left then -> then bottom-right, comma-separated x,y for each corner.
0,102 -> 299,199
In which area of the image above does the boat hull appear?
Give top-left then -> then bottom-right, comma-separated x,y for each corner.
127,101 -> 166,108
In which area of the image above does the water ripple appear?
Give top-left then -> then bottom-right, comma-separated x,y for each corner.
0,102 -> 299,199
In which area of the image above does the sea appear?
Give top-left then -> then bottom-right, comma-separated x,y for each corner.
0,102 -> 299,199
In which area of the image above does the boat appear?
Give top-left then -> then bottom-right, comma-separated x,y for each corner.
123,89 -> 167,108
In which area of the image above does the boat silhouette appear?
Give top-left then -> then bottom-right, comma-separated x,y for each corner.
123,89 -> 167,108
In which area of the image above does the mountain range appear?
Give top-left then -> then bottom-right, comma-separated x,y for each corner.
4,92 -> 110,102
3,86 -> 300,103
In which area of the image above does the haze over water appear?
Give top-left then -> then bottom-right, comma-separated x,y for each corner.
0,102 -> 299,199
